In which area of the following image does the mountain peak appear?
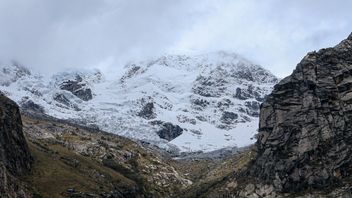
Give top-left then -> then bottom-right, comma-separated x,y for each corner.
0,52 -> 278,153
123,51 -> 273,79
334,33 -> 352,50
348,32 -> 352,40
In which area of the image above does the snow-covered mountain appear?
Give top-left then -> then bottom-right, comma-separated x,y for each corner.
0,52 -> 278,153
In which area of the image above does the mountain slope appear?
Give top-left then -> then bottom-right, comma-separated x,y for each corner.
0,52 -> 278,153
21,113 -> 192,197
196,33 -> 352,198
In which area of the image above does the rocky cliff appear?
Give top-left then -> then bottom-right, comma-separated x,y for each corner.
0,94 -> 32,197
192,34 -> 352,198
250,33 -> 352,192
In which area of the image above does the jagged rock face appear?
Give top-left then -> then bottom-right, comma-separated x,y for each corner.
53,93 -> 81,111
251,34 -> 352,192
151,120 -> 184,141
60,75 -> 93,101
138,102 -> 156,119
0,95 -> 31,175
0,94 -> 31,196
20,98 -> 45,113
220,111 -> 239,125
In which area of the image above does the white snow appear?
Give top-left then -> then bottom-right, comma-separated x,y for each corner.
0,52 -> 277,153
170,120 -> 258,152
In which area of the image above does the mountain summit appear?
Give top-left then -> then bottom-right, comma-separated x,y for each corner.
0,51 -> 278,152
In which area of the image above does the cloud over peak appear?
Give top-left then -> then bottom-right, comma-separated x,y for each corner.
0,0 -> 351,77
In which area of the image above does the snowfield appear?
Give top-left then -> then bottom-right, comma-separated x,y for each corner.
0,51 -> 278,153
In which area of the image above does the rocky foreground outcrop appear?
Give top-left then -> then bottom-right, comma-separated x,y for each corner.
249,34 -> 352,193
0,94 -> 32,197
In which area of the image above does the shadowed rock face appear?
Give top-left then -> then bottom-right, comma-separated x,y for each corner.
20,99 -> 45,113
60,75 -> 93,101
137,102 -> 156,120
0,94 -> 32,196
251,33 -> 352,192
151,120 -> 184,141
157,122 -> 183,141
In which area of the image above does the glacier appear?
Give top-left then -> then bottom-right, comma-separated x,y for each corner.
0,51 -> 278,153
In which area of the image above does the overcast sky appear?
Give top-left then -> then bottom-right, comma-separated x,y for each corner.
0,0 -> 351,77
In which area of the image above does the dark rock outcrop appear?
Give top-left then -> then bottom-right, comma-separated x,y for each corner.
0,94 -> 32,196
151,121 -> 183,141
137,102 -> 156,120
244,101 -> 260,117
220,111 -> 238,124
250,33 -> 352,192
53,93 -> 81,111
60,75 -> 93,101
20,98 -> 45,113
234,86 -> 266,102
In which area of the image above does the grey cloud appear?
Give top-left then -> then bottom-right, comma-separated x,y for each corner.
0,0 -> 212,74
0,0 -> 351,77
173,0 -> 352,77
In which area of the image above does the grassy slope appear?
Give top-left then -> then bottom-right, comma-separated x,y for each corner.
24,140 -> 137,198
178,150 -> 256,197
20,115 -> 192,197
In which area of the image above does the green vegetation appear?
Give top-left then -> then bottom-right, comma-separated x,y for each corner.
179,150 -> 256,197
23,140 -> 138,198
21,115 -> 192,197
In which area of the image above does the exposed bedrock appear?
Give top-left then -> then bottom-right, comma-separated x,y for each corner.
250,33 -> 352,192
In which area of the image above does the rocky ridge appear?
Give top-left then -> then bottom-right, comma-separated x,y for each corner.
196,33 -> 352,198
250,33 -> 352,193
0,94 -> 32,197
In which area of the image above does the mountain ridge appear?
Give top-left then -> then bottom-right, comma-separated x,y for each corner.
0,51 -> 278,153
